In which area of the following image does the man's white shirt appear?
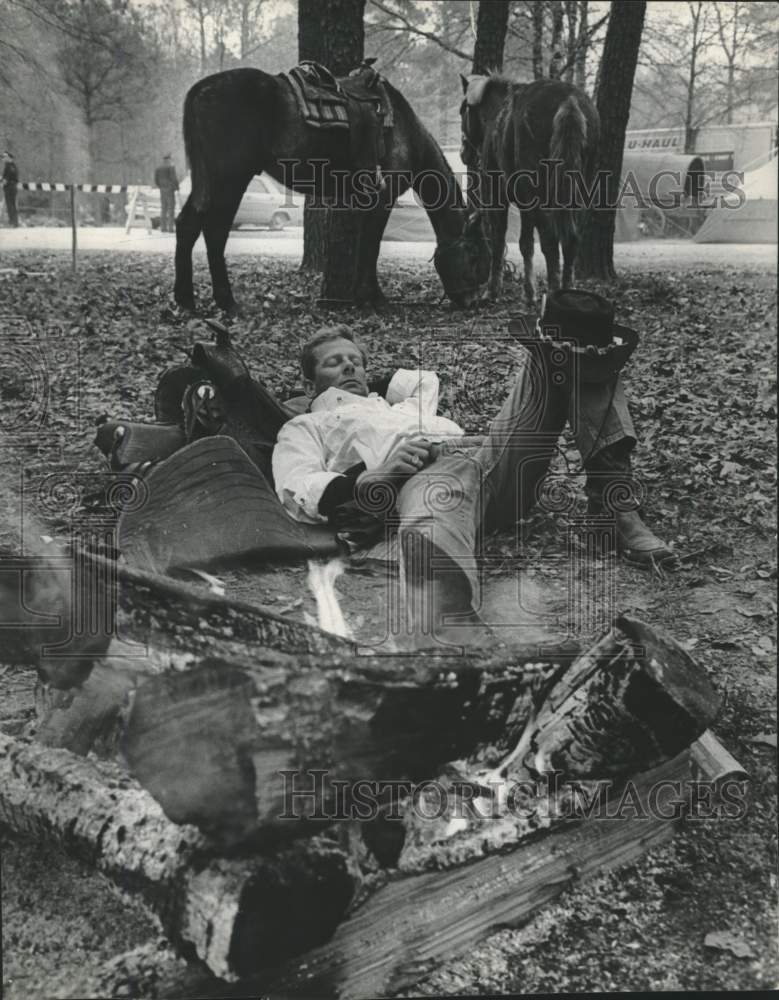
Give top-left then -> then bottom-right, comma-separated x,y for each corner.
272,369 -> 464,523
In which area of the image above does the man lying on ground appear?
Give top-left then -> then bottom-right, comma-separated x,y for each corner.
272,291 -> 678,640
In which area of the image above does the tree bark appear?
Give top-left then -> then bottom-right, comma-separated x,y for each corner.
550,0 -> 565,74
121,642 -> 574,843
472,0 -> 510,75
564,0 -> 578,82
298,0 -> 367,289
577,0 -> 646,279
523,616 -> 720,779
0,732 -> 358,983
532,1 -> 544,79
574,0 -> 588,90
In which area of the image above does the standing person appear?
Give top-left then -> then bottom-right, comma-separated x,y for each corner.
2,151 -> 19,227
154,153 -> 179,233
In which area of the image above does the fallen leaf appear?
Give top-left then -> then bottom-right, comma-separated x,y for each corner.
747,733 -> 777,749
703,931 -> 755,959
736,606 -> 765,619
719,460 -> 742,479
277,597 -> 304,614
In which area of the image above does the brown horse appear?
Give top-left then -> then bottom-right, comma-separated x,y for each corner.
459,73 -> 600,306
174,65 -> 490,313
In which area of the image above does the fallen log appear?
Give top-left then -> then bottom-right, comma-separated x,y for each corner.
0,733 -> 361,980
121,615 -> 719,842
0,727 -> 745,988
32,615 -> 719,846
122,644 -> 573,843
0,549 -> 356,689
522,615 -> 722,780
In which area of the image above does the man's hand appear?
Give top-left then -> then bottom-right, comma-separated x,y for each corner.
357,435 -> 432,482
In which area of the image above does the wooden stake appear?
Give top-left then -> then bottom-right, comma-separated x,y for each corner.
70,184 -> 77,272
124,187 -> 139,234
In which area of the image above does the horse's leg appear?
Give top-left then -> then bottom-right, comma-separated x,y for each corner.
536,211 -> 561,296
354,201 -> 392,305
561,229 -> 578,289
519,210 -> 536,308
174,196 -> 202,311
201,185 -> 246,314
486,204 -> 509,301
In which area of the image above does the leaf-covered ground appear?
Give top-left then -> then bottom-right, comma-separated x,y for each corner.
0,249 -> 776,997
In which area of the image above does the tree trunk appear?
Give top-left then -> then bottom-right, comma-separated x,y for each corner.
577,0 -> 646,280
472,0 -> 510,75
574,0 -> 588,90
532,2 -> 544,79
198,3 -> 207,71
550,0 -> 565,66
564,0 -> 577,82
684,48 -> 698,153
726,61 -> 735,124
298,0 -> 366,288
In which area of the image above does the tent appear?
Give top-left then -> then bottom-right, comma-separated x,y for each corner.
695,156 -> 777,244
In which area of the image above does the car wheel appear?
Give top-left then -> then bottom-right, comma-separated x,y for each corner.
269,212 -> 288,231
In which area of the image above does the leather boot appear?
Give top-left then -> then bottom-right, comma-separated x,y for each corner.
585,442 -> 679,570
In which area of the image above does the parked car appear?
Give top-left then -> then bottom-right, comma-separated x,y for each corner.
382,148 -> 521,243
128,173 -> 303,230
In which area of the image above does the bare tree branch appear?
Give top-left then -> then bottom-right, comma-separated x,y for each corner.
367,0 -> 472,61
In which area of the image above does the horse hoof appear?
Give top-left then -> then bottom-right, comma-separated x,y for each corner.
165,300 -> 195,321
218,302 -> 241,319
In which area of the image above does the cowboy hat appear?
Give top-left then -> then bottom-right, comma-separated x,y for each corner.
516,289 -> 639,384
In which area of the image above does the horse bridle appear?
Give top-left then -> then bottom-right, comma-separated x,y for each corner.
459,99 -> 482,168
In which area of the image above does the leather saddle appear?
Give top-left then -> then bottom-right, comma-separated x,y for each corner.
94,323 -> 391,571
283,59 -> 394,186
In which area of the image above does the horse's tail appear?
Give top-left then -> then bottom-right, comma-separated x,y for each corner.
548,94 -> 588,245
183,83 -> 210,213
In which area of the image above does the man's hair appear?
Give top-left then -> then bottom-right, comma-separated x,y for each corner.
300,325 -> 367,381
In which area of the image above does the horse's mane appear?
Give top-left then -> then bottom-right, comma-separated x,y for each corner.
469,72 -> 514,106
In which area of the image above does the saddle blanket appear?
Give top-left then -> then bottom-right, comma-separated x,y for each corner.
285,64 -> 350,129
284,62 -> 394,131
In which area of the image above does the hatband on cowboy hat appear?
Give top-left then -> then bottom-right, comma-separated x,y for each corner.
509,289 -> 639,384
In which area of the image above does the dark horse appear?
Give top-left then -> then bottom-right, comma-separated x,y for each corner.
459,73 -> 600,305
175,66 -> 490,312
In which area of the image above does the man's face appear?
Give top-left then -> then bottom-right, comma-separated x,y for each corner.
306,337 -> 369,398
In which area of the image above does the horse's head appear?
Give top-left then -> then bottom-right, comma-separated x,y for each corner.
459,74 -> 490,169
433,209 -> 490,308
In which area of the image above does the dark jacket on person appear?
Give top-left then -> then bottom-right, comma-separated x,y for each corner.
2,160 -> 19,187
154,163 -> 178,191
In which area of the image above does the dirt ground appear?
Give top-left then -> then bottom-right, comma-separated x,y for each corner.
0,247 -> 776,997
